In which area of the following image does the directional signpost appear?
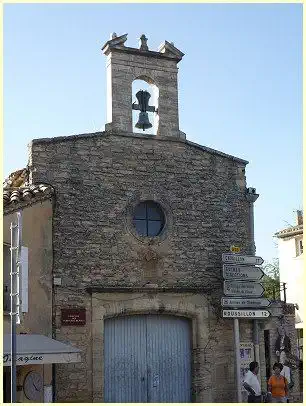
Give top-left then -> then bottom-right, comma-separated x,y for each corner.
223,309 -> 270,319
224,281 -> 264,297
221,250 -> 268,402
223,264 -> 264,281
221,297 -> 271,308
222,254 -> 264,266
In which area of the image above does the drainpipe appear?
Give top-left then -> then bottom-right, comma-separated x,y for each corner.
50,188 -> 56,403
246,188 -> 260,380
10,212 -> 22,403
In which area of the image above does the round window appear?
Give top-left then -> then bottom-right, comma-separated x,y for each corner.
133,201 -> 165,237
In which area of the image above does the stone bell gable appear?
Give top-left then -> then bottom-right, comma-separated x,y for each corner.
28,130 -> 249,291
102,33 -> 184,139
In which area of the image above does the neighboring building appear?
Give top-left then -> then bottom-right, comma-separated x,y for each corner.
6,33 -> 301,402
3,170 -> 81,403
275,210 -> 303,361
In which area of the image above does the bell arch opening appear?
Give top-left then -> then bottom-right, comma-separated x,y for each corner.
132,77 -> 159,136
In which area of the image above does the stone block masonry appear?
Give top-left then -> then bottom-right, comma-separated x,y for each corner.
29,131 -> 250,291
102,34 -> 184,138
28,130 -> 250,402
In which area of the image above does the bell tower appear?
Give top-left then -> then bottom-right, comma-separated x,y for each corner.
102,33 -> 185,139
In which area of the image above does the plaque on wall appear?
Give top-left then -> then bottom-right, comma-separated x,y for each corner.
61,309 -> 86,326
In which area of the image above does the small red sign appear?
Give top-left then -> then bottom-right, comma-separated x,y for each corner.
61,309 -> 86,326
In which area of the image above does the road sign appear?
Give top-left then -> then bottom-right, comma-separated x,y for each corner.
222,309 -> 270,319
222,254 -> 264,266
223,264 -> 264,281
221,297 -> 271,308
223,281 -> 264,297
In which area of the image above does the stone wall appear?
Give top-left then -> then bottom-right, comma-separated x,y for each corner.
53,289 -> 92,402
54,289 -> 254,403
29,131 -> 249,291
29,131 -> 251,402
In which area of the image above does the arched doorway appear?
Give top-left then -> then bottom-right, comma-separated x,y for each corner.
104,314 -> 192,402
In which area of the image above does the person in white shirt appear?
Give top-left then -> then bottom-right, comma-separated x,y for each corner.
243,361 -> 262,403
281,364 -> 290,385
281,357 -> 293,403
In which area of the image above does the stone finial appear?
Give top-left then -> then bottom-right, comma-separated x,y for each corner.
102,33 -> 128,54
139,34 -> 149,51
297,210 -> 303,225
158,40 -> 184,61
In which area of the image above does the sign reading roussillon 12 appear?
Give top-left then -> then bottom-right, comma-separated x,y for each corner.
223,309 -> 270,319
222,254 -> 264,266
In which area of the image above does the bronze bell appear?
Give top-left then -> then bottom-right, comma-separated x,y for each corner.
134,90 -> 153,131
135,112 -> 152,130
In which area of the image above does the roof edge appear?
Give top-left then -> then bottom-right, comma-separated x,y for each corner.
4,194 -> 53,216
29,131 -> 106,145
185,140 -> 249,165
274,225 -> 303,239
29,131 -> 248,164
4,184 -> 54,215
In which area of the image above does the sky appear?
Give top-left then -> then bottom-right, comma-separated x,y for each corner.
4,3 -> 302,265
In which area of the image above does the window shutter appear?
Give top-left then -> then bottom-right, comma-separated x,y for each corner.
21,247 -> 28,313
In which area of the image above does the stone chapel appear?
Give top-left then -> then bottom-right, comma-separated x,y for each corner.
24,33 -> 299,402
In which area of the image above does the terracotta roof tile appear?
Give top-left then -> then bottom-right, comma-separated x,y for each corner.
3,168 -> 29,188
3,167 -> 54,212
3,184 -> 54,212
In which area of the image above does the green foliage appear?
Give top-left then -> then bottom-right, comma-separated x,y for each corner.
262,258 -> 280,300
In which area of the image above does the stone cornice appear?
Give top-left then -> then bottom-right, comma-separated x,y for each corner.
275,225 -> 303,239
30,131 -> 248,165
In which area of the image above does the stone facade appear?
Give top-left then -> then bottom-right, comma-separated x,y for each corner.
29,131 -> 250,292
25,33 -> 301,403
28,129 -> 251,402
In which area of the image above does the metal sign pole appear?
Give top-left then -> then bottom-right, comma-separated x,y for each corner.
10,220 -> 17,403
234,318 -> 242,402
16,212 -> 22,326
246,189 -> 260,382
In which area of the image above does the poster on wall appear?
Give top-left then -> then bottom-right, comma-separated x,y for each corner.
240,342 -> 254,363
240,342 -> 254,384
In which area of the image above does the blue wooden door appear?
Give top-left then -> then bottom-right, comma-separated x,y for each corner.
104,315 -> 191,402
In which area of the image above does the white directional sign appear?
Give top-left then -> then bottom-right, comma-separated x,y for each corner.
222,254 -> 264,266
222,309 -> 270,319
221,297 -> 271,308
223,264 -> 264,281
223,281 -> 264,297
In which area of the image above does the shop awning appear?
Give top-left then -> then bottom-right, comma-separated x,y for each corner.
3,334 -> 82,366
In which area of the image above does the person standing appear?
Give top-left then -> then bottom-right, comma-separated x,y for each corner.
268,362 -> 288,403
281,358 -> 294,403
243,361 -> 262,403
